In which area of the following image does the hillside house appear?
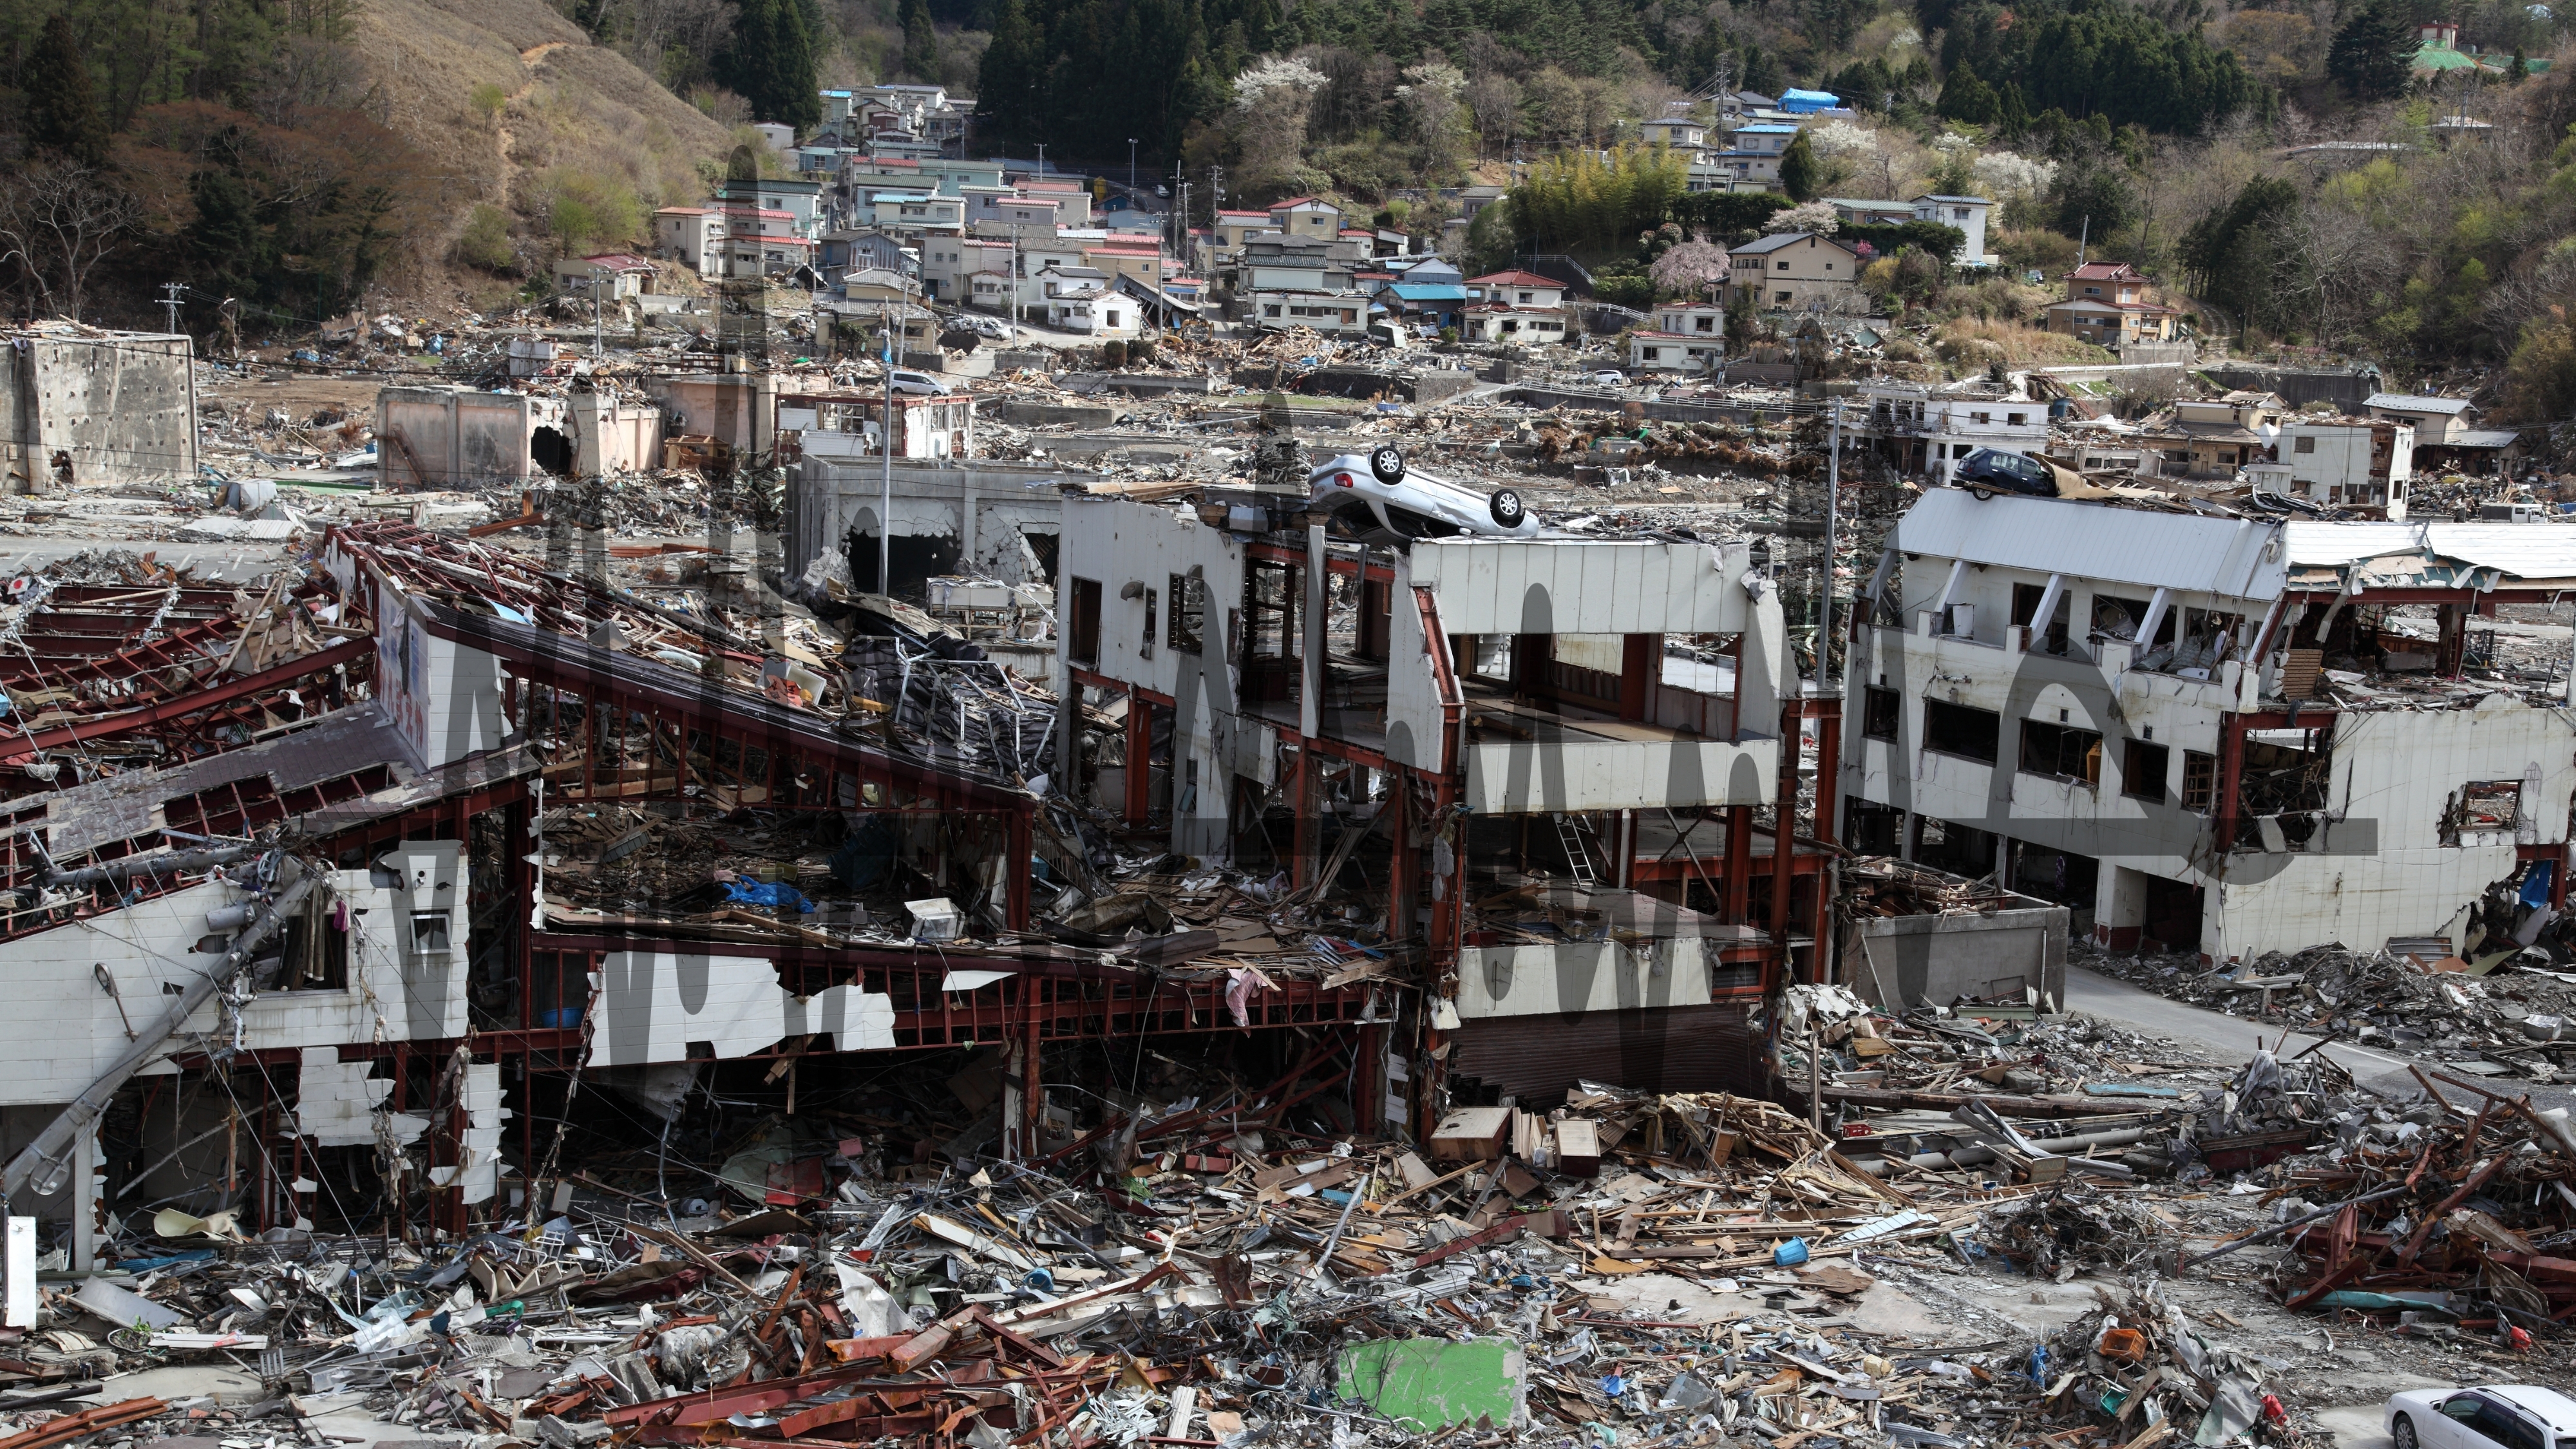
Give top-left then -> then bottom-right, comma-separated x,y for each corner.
1728,233 -> 1861,310
1913,194 -> 1994,265
1268,197 -> 1343,240
2044,263 -> 2180,346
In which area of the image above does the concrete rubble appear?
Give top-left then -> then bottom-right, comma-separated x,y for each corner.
3,280 -> 2576,1449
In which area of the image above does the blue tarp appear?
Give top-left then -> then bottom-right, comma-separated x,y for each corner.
1387,283 -> 1466,301
2524,859 -> 2556,907
1778,88 -> 1841,112
724,878 -> 816,913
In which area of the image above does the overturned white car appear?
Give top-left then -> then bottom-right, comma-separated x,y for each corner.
1306,446 -> 1537,547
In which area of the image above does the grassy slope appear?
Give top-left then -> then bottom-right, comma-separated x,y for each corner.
351,0 -> 735,258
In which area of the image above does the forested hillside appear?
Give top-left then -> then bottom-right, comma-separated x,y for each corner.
2,0 -> 2574,410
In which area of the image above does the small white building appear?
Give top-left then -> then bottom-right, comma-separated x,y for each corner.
1253,290 -> 1370,334
1462,302 -> 1568,345
2273,415 -> 2414,515
780,392 -> 976,460
1852,379 -> 2050,483
1913,194 -> 1994,266
1465,270 -> 1566,309
1044,287 -> 1141,337
1651,301 -> 1728,339
1629,330 -> 1721,372
654,207 -> 726,276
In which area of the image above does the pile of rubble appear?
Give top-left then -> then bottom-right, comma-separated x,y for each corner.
2086,938 -> 2576,1083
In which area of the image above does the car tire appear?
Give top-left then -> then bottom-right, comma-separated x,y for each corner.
2392,1417 -> 2416,1449
1970,486 -> 1994,500
1369,446 -> 1406,486
1490,489 -> 1526,528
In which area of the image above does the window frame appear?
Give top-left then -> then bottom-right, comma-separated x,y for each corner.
1166,572 -> 1206,654
1922,698 -> 2001,764
2019,718 -> 2104,786
2181,750 -> 2217,813
1862,686 -> 1900,741
1066,577 -> 1102,667
2122,739 -> 2170,802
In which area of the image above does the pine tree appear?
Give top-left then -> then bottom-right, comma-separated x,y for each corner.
724,0 -> 821,132
24,14 -> 106,166
2512,45 -> 2530,83
976,0 -> 1043,139
1996,80 -> 2031,138
1779,129 -> 1819,201
1935,64 -> 1998,124
2327,1 -> 2414,102
901,0 -> 940,82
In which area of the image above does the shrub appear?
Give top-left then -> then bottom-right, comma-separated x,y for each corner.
1128,336 -> 1156,365
468,81 -> 507,123
455,203 -> 515,272
1101,339 -> 1128,366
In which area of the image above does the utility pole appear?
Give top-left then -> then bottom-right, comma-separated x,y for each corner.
592,263 -> 607,357
158,281 -> 182,337
1034,143 -> 1047,179
1823,399 -> 1841,687
1128,138 -> 1139,193
880,294 -> 898,596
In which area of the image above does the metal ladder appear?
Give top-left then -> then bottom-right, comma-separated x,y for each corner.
1553,813 -> 1598,886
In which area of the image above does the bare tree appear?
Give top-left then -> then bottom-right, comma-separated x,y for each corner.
0,164 -> 142,323
2272,197 -> 2401,349
1465,71 -> 1520,158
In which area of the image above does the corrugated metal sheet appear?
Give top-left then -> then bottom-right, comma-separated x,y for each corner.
1410,539 -> 1751,636
1893,491 -> 2286,600
2285,520 -> 2576,582
1450,1003 -> 1762,1103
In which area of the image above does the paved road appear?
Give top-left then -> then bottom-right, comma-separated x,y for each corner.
2065,963 -> 2576,1117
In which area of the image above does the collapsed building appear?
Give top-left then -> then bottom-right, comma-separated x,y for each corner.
1841,488 -> 2576,963
1051,480 -> 1841,1108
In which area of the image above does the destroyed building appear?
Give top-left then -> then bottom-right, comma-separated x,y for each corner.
1,326 -> 196,490
1842,488 -> 2576,962
1053,491 -> 1841,1107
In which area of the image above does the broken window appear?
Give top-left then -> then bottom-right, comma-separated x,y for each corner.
1922,699 -> 2000,763
1166,573 -> 1205,654
2237,729 -> 2333,817
2090,594 -> 2174,647
2450,780 -> 2523,840
1140,587 -> 1157,660
2020,719 -> 2103,785
281,896 -> 350,990
1862,686 -> 1899,740
2123,739 -> 2169,802
2011,583 -> 2069,654
407,910 -> 453,956
2181,751 -> 2217,812
1067,578 -> 1102,667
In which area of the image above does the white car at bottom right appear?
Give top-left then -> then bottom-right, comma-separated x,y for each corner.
2389,1386 -> 2576,1449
